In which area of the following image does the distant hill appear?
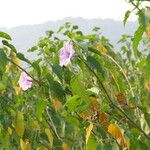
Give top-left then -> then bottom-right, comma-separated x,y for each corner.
0,17 -> 137,58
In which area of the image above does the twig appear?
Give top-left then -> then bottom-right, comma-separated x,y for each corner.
102,53 -> 135,97
46,107 -> 62,142
78,54 -> 150,141
43,114 -> 59,139
39,140 -> 52,150
8,58 -> 41,85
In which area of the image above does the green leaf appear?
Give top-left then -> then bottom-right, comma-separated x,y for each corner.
87,55 -> 104,74
52,64 -> 63,82
144,113 -> 150,128
88,47 -> 101,55
139,140 -> 150,150
70,75 -> 90,112
144,54 -> 150,79
0,82 -> 6,92
0,49 -> 8,72
46,73 -> 65,102
31,58 -> 42,76
36,99 -> 47,120
66,115 -> 80,127
87,137 -> 98,150
132,24 -> 144,58
13,111 -> 25,137
16,53 -> 31,64
57,25 -> 64,33
2,40 -> 17,53
0,130 -> 10,149
71,75 -> 89,102
74,34 -> 96,40
0,32 -> 12,40
72,25 -> 79,30
65,95 -> 80,112
28,46 -> 38,52
123,10 -> 131,26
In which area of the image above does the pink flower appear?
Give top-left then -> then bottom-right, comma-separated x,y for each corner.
59,42 -> 75,67
18,72 -> 33,91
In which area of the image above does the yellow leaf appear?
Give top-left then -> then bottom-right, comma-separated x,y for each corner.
144,79 -> 150,92
108,124 -> 128,149
11,52 -> 19,65
108,123 -> 122,139
86,122 -> 93,144
146,24 -> 150,39
62,143 -> 69,150
20,139 -> 31,150
15,87 -> 22,95
94,43 -> 108,53
89,97 -> 100,108
7,127 -> 13,135
14,111 -> 25,137
33,121 -> 40,130
53,97 -> 62,112
45,128 -> 53,147
5,63 -> 12,73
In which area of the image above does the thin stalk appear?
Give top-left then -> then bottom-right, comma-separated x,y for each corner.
43,114 -> 60,140
130,0 -> 142,12
79,56 -> 150,141
8,58 -> 41,85
36,131 -> 53,150
102,53 -> 134,97
46,107 -> 62,142
39,140 -> 52,150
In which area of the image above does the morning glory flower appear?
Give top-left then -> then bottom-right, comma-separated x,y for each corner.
59,41 -> 75,67
18,72 -> 33,91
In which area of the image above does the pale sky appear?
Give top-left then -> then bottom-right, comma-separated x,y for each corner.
0,0 -> 136,28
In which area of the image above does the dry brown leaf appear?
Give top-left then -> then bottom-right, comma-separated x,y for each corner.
115,92 -> 136,109
78,97 -> 100,121
115,92 -> 128,107
98,112 -> 110,128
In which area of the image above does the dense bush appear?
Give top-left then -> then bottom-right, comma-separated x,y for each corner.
0,0 -> 150,149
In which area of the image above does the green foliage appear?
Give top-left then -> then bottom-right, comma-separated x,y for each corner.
0,49 -> 8,72
123,10 -> 131,26
0,32 -> 12,40
0,1 -> 150,149
132,24 -> 145,58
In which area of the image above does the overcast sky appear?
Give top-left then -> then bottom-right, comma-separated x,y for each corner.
0,0 -> 136,28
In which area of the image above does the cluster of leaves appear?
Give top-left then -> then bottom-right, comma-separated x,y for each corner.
0,1 -> 150,150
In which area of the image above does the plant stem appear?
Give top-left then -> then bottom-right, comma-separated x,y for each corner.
8,58 -> 41,85
46,107 -> 62,142
130,0 -> 142,12
79,55 -> 150,141
39,140 -> 53,150
102,53 -> 134,97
